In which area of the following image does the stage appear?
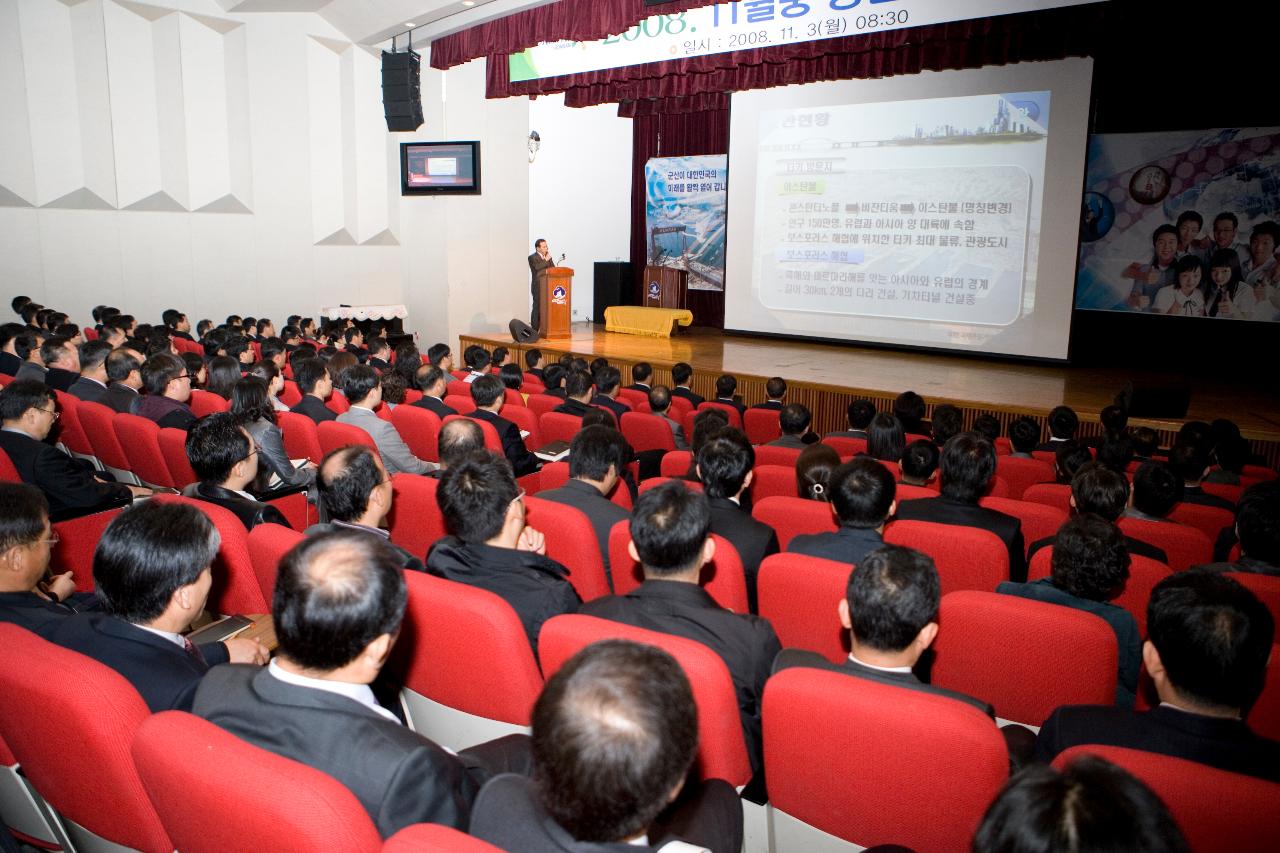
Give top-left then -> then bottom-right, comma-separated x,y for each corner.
460,325 -> 1280,465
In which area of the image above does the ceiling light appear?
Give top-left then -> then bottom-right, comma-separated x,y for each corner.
404,21 -> 415,27
462,1 -> 475,6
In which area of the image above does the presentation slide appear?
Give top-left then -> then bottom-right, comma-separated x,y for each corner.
725,58 -> 1093,361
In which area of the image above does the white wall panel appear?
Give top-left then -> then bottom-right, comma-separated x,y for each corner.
104,0 -> 162,207
0,0 -> 37,206
351,46 -> 388,243
181,12 -> 231,210
152,10 -> 190,209
70,0 -> 117,207
20,0 -> 84,205
306,35 -> 344,242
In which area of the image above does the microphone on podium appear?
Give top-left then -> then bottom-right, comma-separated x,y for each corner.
557,253 -> 566,264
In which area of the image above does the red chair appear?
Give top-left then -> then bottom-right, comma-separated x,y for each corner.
979,496 -> 1068,556
0,625 -> 172,853
402,389 -> 423,405
1248,643 -> 1280,741
1117,517 -> 1212,572
667,394 -> 694,420
619,411 -> 677,454
660,450 -> 693,478
752,496 -> 836,550
884,521 -> 1009,594
324,390 -> 351,415
373,403 -> 394,423
751,464 -> 797,501
246,524 -> 306,609
382,824 -> 503,852
279,380 -> 303,408
1052,745 -> 1280,853
931,590 -> 1117,726
82,326 -> 97,340
1168,502 -> 1235,544
1021,482 -> 1073,513
152,494 -> 269,615
132,711 -> 382,853
538,462 -> 631,510
52,390 -> 95,461
386,474 -> 447,559
764,667 -> 1008,852
445,380 -> 471,398
982,474 -> 1010,498
390,405 -> 442,462
188,389 -> 230,418
822,435 -> 867,457
0,448 -> 14,483
537,411 -> 580,446
995,455 -> 1056,500
1201,480 -> 1244,505
896,483 -> 938,502
757,552 -> 851,663
754,445 -> 803,468
1028,547 -> 1171,636
615,387 -> 647,409
1242,464 -> 1276,482
607,521 -> 749,613
995,437 -> 1012,455
1226,572 -> 1280,626
114,413 -> 177,488
317,421 -> 377,457
539,615 -> 752,787
394,572 -> 542,750
503,388 -> 525,408
500,404 -> 542,451
0,727 -> 62,848
443,394 -> 476,415
696,401 -> 742,429
525,394 -> 560,420
523,496 -> 610,602
76,399 -> 139,484
158,427 -> 198,488
278,411 -> 324,463
743,409 -> 782,445
52,506 -> 125,593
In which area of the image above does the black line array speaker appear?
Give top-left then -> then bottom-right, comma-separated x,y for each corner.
381,50 -> 423,132
593,261 -> 633,323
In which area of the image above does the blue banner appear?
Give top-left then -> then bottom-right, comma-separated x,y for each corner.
645,155 -> 728,292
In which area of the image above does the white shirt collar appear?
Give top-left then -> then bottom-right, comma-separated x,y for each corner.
268,659 -> 400,723
849,652 -> 913,674
134,623 -> 187,648
83,376 -> 108,388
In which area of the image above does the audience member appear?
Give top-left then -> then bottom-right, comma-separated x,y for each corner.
1169,444 -> 1235,511
433,417 -> 486,474
624,361 -> 651,392
931,404 -> 964,447
1053,441 -> 1093,485
411,364 -> 455,418
0,483 -> 98,636
525,348 -> 546,382
591,366 -> 628,421
289,357 -> 337,423
867,412 -> 906,462
751,377 -> 787,410
1195,481 -> 1279,575
498,363 -> 524,393
366,337 -> 391,371
1026,462 -> 1167,564
647,385 -> 689,450
537,426 -> 630,587
900,439 -> 940,487
1038,405 -> 1080,451
789,457 -> 896,565
541,363 -> 568,398
553,369 -> 595,418
767,403 -> 813,449
469,374 -> 541,478
712,374 -> 745,417
182,413 -> 291,530
136,352 -> 197,430
670,362 -> 704,408
103,347 -> 144,414
12,331 -> 46,383
1009,417 -> 1040,457
1126,461 -> 1183,522
1097,434 -> 1136,475
795,442 -> 841,501
305,445 -> 423,571
1131,426 -> 1161,461
972,413 -> 1001,444
463,345 -> 491,381
426,342 -> 453,373
206,355 -> 242,400
337,365 -> 437,476
697,430 -> 779,611
685,408 -> 730,479
43,335 -> 82,390
826,398 -> 876,440
231,376 -> 315,491
67,339 -> 112,404
0,323 -> 24,376
893,391 -> 927,434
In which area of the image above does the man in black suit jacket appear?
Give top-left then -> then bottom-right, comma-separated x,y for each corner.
135,352 -> 197,431
1036,571 -> 1280,781
50,501 -> 267,711
536,426 -> 630,588
181,414 -> 291,530
765,402 -> 816,450
469,375 -> 540,478
580,482 -> 781,781
695,430 -> 779,613
194,529 -> 532,838
553,369 -> 595,419
289,356 -> 337,424
1169,444 -> 1236,512
39,336 -> 80,393
1025,462 -> 1168,565
66,339 -> 113,404
471,641 -> 743,853
789,457 -> 893,566
0,323 -> 24,377
895,433 -> 1027,582
590,366 -> 629,423
529,238 -> 555,330
749,377 -> 787,411
670,362 -> 703,408
623,361 -> 652,394
101,348 -> 144,414
1195,481 -> 1279,576
712,374 -> 747,417
0,380 -> 145,516
524,348 -> 546,383
410,364 -> 456,419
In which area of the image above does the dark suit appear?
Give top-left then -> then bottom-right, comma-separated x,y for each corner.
305,521 -> 423,572
672,386 -> 704,408
194,665 -> 486,837
290,394 -> 337,423
0,591 -> 81,637
45,368 -> 78,392
0,429 -> 132,517
591,395 -> 629,423
469,409 -> 540,477
182,483 -> 291,531
67,376 -> 109,404
773,648 -> 992,715
368,357 -> 390,371
825,429 -> 869,441
553,398 -> 593,418
0,351 -> 20,377
707,497 -> 779,614
894,495 -> 1027,583
623,382 -> 650,394
529,252 -> 555,330
1196,556 -> 1280,576
136,395 -> 197,431
714,397 -> 747,417
766,434 -> 810,450
750,400 -> 784,411
536,479 -> 629,588
412,395 -> 456,419
1028,533 -> 1167,566
103,383 -> 141,414
788,525 -> 884,566
49,612 -> 229,712
528,368 -> 546,382
1035,704 -> 1280,782
580,580 -> 781,776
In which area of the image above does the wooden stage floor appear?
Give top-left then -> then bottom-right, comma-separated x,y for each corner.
461,325 -> 1280,454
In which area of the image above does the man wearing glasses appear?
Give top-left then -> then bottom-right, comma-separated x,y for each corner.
181,413 -> 291,531
0,380 -> 149,516
136,352 -> 197,430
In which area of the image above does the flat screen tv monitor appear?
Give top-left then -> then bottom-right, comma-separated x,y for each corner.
400,141 -> 481,195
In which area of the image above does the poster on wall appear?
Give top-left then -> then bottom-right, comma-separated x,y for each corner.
645,155 -> 728,291
1075,127 -> 1280,321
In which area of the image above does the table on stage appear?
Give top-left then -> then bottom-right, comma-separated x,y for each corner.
604,305 -> 694,338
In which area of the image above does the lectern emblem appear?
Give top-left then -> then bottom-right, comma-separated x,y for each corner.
648,281 -> 660,298
552,286 -> 567,305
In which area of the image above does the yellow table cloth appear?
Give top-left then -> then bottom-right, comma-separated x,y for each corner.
604,306 -> 694,338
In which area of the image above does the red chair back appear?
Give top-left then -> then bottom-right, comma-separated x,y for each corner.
443,394 -> 476,414
503,388 -> 525,408
446,380 -> 471,398
752,496 -> 837,549
324,390 -> 351,415
884,520 -> 1009,594
525,394 -> 560,420
743,409 -> 782,445
77,399 -> 133,470
0,625 -> 171,853
1117,517 -> 1212,572
1247,643 -> 1280,741
1168,501 -> 1235,544
539,462 -> 631,510
246,524 -> 306,609
620,411 -> 677,453
0,447 -> 20,482
637,477 -> 703,498
1020,481 -> 1073,513
764,667 -> 1008,851
978,496 -> 1068,556
133,711 -> 382,853
931,590 -> 1117,726
1201,480 -> 1244,505
606,521 -> 749,612
1242,464 -> 1277,481
382,824 -> 504,852
538,412 -> 581,446
822,435 -> 867,456
751,464 -> 797,501
1225,572 -> 1280,626
279,380 -> 303,408
896,482 -> 938,502
615,387 -> 647,409
52,390 -> 95,457
114,413 -> 177,488
389,404 -> 442,462
386,473 -> 447,559
754,445 -> 803,468
277,411 -> 324,464
152,494 -> 268,615
159,427 -> 198,487
1029,548 -> 1171,636
667,394 -> 694,420
696,401 -> 742,429
395,572 -> 543,727
52,506 -> 125,591
539,615 -> 752,787
500,404 -> 541,450
660,450 -> 693,477
757,552 -> 850,663
994,455 -> 1056,500
317,421 -> 377,457
188,389 -> 230,417
523,496 -> 610,601
1052,745 -> 1280,853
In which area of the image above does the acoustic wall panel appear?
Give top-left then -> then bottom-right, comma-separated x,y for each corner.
0,0 -> 37,206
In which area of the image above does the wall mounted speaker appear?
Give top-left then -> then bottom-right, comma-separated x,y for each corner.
382,50 -> 423,132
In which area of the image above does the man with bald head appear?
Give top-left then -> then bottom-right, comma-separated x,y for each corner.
193,530 -> 531,838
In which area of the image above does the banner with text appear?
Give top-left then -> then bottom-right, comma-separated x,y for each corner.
646,155 -> 728,292
508,0 -> 1101,83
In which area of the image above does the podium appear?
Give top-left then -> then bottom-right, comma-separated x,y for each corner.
644,266 -> 687,309
538,266 -> 574,339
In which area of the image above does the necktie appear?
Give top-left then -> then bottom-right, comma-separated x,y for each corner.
183,636 -> 207,667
